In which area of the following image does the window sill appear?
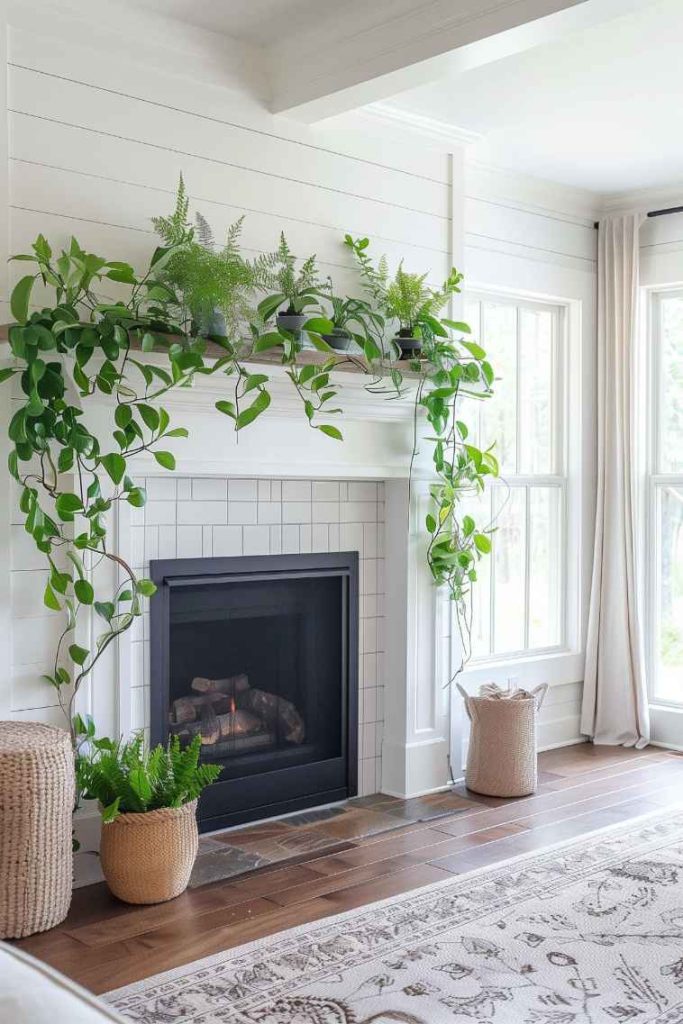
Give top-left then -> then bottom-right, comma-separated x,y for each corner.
459,648 -> 584,690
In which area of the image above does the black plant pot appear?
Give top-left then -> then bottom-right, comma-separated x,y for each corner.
276,311 -> 306,333
322,328 -> 352,352
395,330 -> 422,360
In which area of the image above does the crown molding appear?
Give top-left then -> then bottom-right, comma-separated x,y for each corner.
360,102 -> 483,150
601,182 -> 683,217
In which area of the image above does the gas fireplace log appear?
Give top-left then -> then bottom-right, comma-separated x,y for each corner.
170,692 -> 233,724
242,689 -> 305,745
172,697 -> 198,724
168,721 -> 201,743
199,704 -> 220,745
191,674 -> 250,696
216,709 -> 262,738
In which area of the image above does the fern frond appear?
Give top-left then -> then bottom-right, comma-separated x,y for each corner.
195,211 -> 215,251
75,730 -> 222,820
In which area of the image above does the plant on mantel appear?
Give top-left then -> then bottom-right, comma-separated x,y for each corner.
0,175 -> 498,750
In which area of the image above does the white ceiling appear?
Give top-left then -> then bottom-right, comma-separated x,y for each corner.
86,0 -> 683,195
383,0 -> 683,194
120,0 -> 340,44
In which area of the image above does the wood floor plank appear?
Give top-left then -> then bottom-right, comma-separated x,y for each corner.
428,796 -> 664,873
267,852 -> 435,907
17,742 -> 682,996
430,760 -> 683,837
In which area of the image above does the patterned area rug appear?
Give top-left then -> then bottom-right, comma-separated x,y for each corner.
107,807 -> 683,1023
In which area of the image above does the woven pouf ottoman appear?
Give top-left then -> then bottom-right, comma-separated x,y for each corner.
0,721 -> 74,938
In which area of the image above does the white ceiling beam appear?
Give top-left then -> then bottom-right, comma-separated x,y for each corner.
269,0 -> 649,123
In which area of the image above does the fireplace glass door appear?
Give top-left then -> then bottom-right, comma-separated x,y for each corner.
150,554 -> 358,830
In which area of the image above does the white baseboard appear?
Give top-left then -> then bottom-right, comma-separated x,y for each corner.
538,736 -> 587,752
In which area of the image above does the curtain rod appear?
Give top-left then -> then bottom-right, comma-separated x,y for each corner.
593,205 -> 683,229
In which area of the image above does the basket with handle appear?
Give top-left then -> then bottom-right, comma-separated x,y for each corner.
457,682 -> 549,798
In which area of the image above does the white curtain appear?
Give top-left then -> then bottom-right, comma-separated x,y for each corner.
580,213 -> 650,747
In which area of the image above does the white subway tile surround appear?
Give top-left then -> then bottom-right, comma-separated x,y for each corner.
130,476 -> 385,796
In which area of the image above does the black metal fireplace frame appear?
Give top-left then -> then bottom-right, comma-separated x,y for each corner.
149,552 -> 359,832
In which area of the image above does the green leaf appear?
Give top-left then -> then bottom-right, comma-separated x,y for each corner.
318,424 -> 343,440
101,798 -> 121,824
253,332 -> 284,353
57,447 -> 75,472
425,513 -> 437,533
164,427 -> 189,438
55,492 -> 84,521
215,400 -> 236,419
473,533 -> 492,554
307,333 -> 334,353
126,487 -> 147,507
461,339 -> 486,360
442,319 -> 471,333
137,403 -> 159,431
10,275 -> 36,324
129,766 -> 152,805
136,578 -> 156,598
74,578 -> 94,605
153,450 -> 176,471
100,452 -> 126,485
303,317 -> 334,334
236,389 -> 271,430
69,643 -> 89,666
67,549 -> 86,580
462,515 -> 475,536
43,582 -> 61,611
244,374 -> 269,393
114,404 -> 132,428
0,367 -> 17,385
94,601 -> 115,622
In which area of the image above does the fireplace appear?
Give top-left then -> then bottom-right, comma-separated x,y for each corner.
149,552 -> 359,831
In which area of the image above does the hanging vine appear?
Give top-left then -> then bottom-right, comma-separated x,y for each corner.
1,178 -> 498,745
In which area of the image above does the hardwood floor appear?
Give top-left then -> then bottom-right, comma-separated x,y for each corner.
16,742 -> 683,995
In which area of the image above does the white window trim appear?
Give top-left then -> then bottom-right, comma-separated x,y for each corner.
643,286 -> 683,713
458,286 -> 586,691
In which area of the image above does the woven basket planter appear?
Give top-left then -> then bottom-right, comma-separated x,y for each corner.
0,721 -> 74,938
100,799 -> 199,904
458,683 -> 548,798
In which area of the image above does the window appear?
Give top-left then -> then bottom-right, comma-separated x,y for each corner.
648,291 -> 683,704
464,294 -> 567,661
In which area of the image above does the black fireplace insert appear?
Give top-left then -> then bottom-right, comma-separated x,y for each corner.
149,552 -> 359,831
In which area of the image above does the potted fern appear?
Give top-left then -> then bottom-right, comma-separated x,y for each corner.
152,176 -> 273,340
76,734 -> 221,904
345,235 -> 462,359
258,232 -> 325,333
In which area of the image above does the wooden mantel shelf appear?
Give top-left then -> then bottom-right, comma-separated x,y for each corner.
0,325 -> 423,379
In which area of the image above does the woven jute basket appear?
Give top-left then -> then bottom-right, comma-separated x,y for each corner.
100,799 -> 199,904
458,683 -> 548,798
0,721 -> 74,938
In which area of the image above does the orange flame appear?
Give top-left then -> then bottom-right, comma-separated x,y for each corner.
228,695 -> 236,714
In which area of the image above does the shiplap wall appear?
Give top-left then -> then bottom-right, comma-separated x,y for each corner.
6,27 -> 454,307
2,20 -> 454,737
1,12 -> 599,758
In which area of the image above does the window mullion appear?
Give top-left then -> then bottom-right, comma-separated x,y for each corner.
489,486 -> 496,656
524,484 -> 531,650
515,304 -> 522,475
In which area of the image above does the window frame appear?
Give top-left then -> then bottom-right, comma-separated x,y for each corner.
461,290 -> 575,669
645,287 -> 683,708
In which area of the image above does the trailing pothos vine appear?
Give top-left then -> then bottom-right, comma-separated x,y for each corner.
1,177 -> 498,746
